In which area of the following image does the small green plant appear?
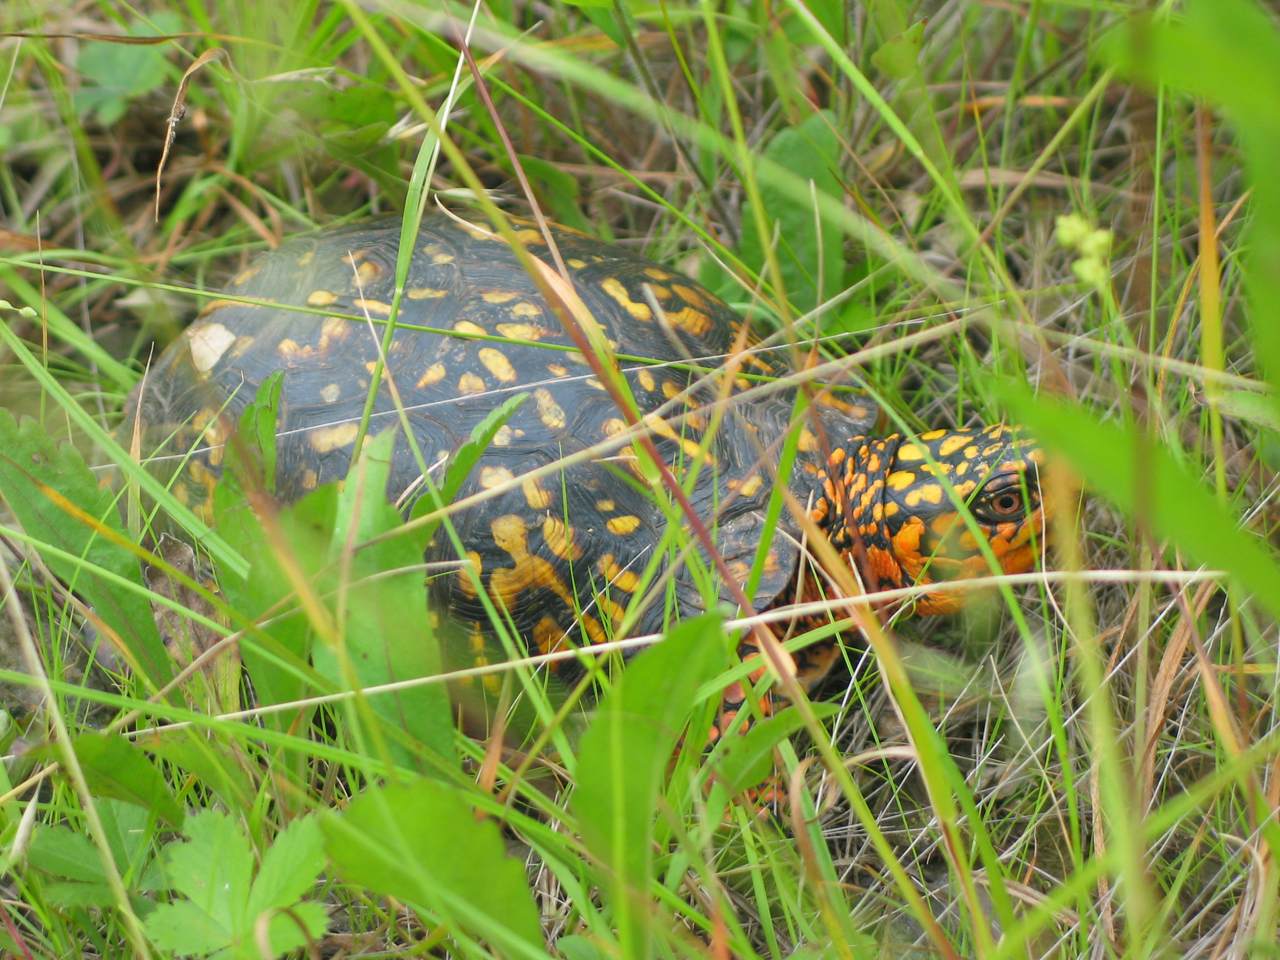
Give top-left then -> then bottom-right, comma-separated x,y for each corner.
144,810 -> 327,960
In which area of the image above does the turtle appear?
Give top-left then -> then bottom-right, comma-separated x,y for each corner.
126,210 -> 1049,747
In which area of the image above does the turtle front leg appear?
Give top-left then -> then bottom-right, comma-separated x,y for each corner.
707,634 -> 848,814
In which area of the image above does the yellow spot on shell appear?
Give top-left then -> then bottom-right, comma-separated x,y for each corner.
407,286 -> 448,299
523,476 -> 552,509
230,335 -> 256,358
665,306 -> 711,336
671,283 -> 707,310
921,428 -> 948,441
535,388 -> 566,429
511,302 -> 542,318
454,321 -> 486,336
547,364 -> 568,377
602,418 -> 626,438
478,347 -> 517,383
321,383 -> 341,403
938,434 -> 971,457
297,251 -> 314,266
356,260 -> 381,283
492,425 -> 513,446
432,253 -> 455,264
416,364 -> 446,388
738,475 -> 763,497
488,515 -> 572,609
234,264 -> 261,285
277,338 -> 302,360
637,368 -> 656,392
307,289 -> 338,306
496,323 -> 550,341
799,429 -> 819,452
543,518 -> 583,560
301,469 -> 318,490
320,315 -> 352,348
480,466 -> 514,489
514,229 -> 544,245
354,298 -> 391,316
567,258 -> 587,269
309,422 -> 359,453
187,322 -> 237,373
662,380 -> 681,400
459,372 -> 486,394
600,277 -> 652,320
457,551 -> 482,598
644,267 -> 671,281
483,291 -> 517,303
596,499 -> 615,511
607,515 -> 642,535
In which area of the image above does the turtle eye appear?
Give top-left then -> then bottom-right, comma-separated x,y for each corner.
971,483 -> 1029,524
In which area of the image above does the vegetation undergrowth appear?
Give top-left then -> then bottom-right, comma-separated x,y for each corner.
0,0 -> 1278,958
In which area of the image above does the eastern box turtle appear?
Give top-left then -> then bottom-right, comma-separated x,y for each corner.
127,211 -> 1048,716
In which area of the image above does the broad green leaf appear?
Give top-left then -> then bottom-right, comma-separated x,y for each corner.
409,392 -> 529,544
147,810 -> 327,959
215,477 -> 335,736
28,826 -> 106,884
1000,387 -> 1280,619
571,614 -> 729,960
518,156 -> 593,234
42,880 -> 116,909
871,19 -> 926,79
1215,390 -> 1280,432
33,733 -> 185,829
713,703 -> 840,796
739,111 -> 845,314
143,728 -> 256,812
73,14 -> 183,126
145,899 -> 233,957
316,428 -> 455,767
97,798 -> 153,881
324,778 -> 543,957
0,411 -> 174,693
245,815 -> 325,919
157,809 -> 253,947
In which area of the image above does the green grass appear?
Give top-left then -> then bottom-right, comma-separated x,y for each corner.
1,0 -> 1279,958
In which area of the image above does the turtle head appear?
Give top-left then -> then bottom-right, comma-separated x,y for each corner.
816,425 -> 1050,614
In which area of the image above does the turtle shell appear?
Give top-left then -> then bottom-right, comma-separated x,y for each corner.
128,212 -> 878,650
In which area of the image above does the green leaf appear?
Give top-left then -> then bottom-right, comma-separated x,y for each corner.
74,15 -> 182,125
28,826 -> 107,884
214,479 -> 333,736
409,393 -> 529,545
42,880 -> 117,909
145,899 -> 233,957
146,810 -> 327,959
315,428 -> 456,767
97,798 -> 153,881
64,733 -> 185,829
245,815 -> 325,919
143,728 -> 256,812
0,411 -> 175,693
871,19 -> 926,79
1215,390 -> 1280,432
324,778 -> 543,956
999,387 -> 1280,620
571,614 -> 729,959
157,810 -> 253,948
713,703 -> 840,796
738,111 -> 845,314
